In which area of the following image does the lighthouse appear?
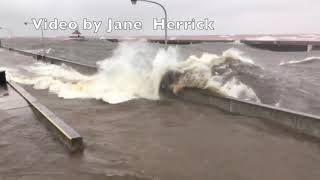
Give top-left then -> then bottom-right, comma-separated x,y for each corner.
69,29 -> 86,41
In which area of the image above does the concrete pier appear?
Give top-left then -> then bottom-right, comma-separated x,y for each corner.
2,42 -> 320,179
4,46 -> 320,140
240,40 -> 320,51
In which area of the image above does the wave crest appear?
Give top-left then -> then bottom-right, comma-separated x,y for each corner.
280,57 -> 320,66
3,41 -> 261,104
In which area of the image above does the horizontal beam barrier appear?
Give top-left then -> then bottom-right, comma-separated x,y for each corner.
8,81 -> 84,152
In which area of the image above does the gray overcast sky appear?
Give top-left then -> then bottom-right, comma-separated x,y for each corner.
0,0 -> 319,37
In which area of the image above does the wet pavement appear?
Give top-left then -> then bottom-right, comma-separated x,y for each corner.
1,48 -> 320,179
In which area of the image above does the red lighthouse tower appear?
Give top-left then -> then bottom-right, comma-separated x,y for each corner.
69,29 -> 86,41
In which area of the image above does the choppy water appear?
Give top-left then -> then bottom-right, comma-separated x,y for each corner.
2,38 -> 320,115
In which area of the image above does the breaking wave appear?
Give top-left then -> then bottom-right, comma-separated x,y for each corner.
3,41 -> 261,104
280,57 -> 320,66
168,49 -> 260,102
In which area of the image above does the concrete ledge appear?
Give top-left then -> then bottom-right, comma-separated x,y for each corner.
1,47 -> 97,74
148,39 -> 234,44
175,88 -> 320,139
8,81 -> 84,152
43,55 -> 96,74
240,40 -> 320,52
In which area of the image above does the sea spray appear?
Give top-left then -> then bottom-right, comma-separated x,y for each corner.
280,57 -> 320,66
2,41 -> 260,104
170,49 -> 260,102
7,41 -> 178,104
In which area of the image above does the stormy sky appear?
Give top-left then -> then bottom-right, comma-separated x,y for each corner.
0,0 -> 319,37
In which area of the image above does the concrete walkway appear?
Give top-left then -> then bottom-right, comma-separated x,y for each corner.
1,48 -> 320,180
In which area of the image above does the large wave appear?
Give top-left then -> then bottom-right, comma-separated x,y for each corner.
165,48 -> 260,102
2,41 -> 261,104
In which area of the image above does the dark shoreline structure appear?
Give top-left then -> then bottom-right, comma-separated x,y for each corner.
150,39 -> 234,44
240,40 -> 320,51
103,37 -> 320,51
105,38 -> 234,44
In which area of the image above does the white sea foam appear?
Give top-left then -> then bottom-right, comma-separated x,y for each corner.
280,57 -> 320,66
222,48 -> 254,64
230,40 -> 242,45
210,77 -> 259,102
172,49 -> 260,102
219,35 -> 230,38
3,41 -> 260,104
246,36 -> 278,41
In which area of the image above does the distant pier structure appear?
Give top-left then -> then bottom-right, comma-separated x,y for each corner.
240,40 -> 320,52
68,29 -> 87,41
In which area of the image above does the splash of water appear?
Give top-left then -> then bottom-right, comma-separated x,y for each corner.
8,41 -> 178,104
3,41 -> 260,104
280,57 -> 320,66
170,48 -> 260,102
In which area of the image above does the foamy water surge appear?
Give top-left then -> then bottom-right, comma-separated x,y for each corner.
2,41 -> 260,104
280,57 -> 320,66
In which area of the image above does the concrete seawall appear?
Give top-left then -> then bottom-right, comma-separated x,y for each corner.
174,89 -> 320,139
8,81 -> 84,152
43,55 -> 97,74
3,46 -> 320,140
240,40 -> 320,51
160,70 -> 320,139
0,70 -> 84,152
149,39 -> 234,44
1,46 -> 97,74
